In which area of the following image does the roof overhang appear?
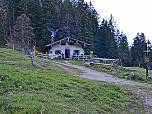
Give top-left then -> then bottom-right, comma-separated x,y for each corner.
43,37 -> 91,53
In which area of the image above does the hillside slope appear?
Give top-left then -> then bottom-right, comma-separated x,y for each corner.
0,48 -> 145,113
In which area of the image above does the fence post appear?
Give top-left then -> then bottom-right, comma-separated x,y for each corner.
98,60 -> 100,68
46,51 -> 47,59
105,60 -> 106,69
30,53 -> 34,65
13,44 -> 14,50
83,54 -> 85,64
34,46 -> 35,58
22,48 -> 24,54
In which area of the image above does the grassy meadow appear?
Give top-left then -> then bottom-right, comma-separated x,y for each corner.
0,48 -> 145,113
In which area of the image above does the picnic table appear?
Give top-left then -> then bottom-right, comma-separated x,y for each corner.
90,58 -> 119,72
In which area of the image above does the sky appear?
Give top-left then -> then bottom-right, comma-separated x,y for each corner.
84,0 -> 152,46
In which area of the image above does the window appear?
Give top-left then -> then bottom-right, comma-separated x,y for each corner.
69,42 -> 74,45
55,50 -> 61,54
74,50 -> 80,54
61,42 -> 66,45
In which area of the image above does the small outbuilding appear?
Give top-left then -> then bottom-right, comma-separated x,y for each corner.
43,37 -> 90,59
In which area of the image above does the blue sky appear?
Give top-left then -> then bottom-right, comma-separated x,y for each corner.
84,0 -> 152,46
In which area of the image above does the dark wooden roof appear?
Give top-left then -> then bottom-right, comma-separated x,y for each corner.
43,37 -> 91,53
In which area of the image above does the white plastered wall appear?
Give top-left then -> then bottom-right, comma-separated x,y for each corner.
50,41 -> 84,58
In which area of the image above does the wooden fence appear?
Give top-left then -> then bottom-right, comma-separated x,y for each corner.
72,55 -> 97,60
37,53 -> 55,59
37,53 -> 97,60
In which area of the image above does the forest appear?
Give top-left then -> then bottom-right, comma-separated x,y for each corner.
0,0 -> 152,67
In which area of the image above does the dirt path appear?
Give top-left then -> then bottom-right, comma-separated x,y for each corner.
49,60 -> 152,113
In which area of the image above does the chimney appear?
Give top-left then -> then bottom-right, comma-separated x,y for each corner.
51,36 -> 54,43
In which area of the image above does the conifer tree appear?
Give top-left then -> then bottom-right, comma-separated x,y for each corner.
97,19 -> 112,58
1,0 -> 14,42
0,7 -> 8,47
131,33 -> 146,66
118,32 -> 131,66
14,14 -> 34,54
108,14 -> 118,58
14,0 -> 42,48
41,0 -> 59,50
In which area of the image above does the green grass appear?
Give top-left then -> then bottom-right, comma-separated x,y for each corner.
93,65 -> 152,84
0,48 -> 145,113
48,59 -> 67,64
68,60 -> 83,66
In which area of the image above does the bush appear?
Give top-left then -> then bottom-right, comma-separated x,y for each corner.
128,75 -> 144,81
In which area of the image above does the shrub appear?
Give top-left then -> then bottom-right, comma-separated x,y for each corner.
127,75 -> 144,81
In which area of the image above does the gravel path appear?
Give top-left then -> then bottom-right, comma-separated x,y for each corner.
49,60 -> 152,113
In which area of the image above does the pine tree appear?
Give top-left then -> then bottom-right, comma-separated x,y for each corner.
108,14 -> 118,59
41,0 -> 59,50
98,19 -> 114,58
1,0 -> 14,43
12,0 -> 42,49
27,0 -> 42,48
97,19 -> 110,58
14,14 -> 34,54
0,7 -> 8,47
131,33 -> 146,66
118,32 -> 131,66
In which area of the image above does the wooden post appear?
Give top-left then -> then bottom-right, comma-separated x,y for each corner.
98,60 -> 100,68
46,51 -> 47,59
114,62 -> 118,73
121,60 -> 122,67
145,43 -> 148,79
146,62 -> 148,79
105,60 -> 106,69
13,44 -> 14,50
111,62 -> 113,72
22,48 -> 24,54
34,46 -> 35,58
83,54 -> 85,64
30,53 -> 34,65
